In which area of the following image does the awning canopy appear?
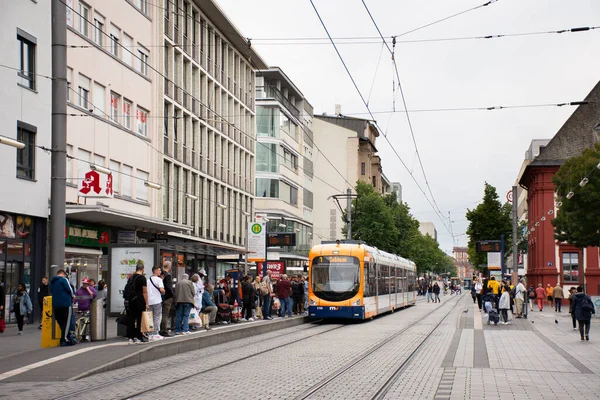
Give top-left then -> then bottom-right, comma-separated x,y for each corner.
65,205 -> 188,233
165,232 -> 247,257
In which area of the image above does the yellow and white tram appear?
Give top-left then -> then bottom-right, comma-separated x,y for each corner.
308,241 -> 417,320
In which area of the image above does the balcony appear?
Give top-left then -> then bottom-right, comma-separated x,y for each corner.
256,85 -> 300,120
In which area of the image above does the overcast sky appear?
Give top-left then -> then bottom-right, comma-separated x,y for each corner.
218,0 -> 600,254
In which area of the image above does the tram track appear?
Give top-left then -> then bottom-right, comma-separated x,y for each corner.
294,295 -> 463,400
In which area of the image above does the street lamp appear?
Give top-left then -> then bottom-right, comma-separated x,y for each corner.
0,135 -> 25,150
90,164 -> 111,175
144,181 -> 161,190
185,193 -> 198,201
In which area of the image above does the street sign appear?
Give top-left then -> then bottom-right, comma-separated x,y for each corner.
267,233 -> 296,247
476,240 -> 501,253
506,190 -> 513,203
247,222 -> 266,262
487,252 -> 501,270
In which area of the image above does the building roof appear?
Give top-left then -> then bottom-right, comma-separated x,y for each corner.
519,80 -> 600,185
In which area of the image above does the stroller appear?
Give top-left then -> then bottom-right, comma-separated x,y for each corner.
487,309 -> 500,325
483,293 -> 499,325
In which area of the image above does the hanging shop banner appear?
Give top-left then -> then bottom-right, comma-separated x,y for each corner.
78,169 -> 114,198
109,246 -> 156,314
0,213 -> 15,238
257,261 -> 284,280
248,222 -> 266,262
65,221 -> 110,247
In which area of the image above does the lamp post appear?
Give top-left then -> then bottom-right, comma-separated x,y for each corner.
242,211 -> 250,274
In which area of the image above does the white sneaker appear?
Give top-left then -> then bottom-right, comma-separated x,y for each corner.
247,318 -> 254,322
153,335 -> 164,341
128,339 -> 135,344
17,331 -> 23,335
241,318 -> 247,322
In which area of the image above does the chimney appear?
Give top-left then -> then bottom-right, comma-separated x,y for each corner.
335,104 -> 342,116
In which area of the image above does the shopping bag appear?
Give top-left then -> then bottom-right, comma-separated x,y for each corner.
201,313 -> 209,328
188,307 -> 202,326
273,297 -> 281,310
255,306 -> 262,319
116,310 -> 129,326
140,311 -> 154,333
0,312 -> 5,333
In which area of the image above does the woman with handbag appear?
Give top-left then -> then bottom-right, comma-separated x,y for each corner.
10,283 -> 33,335
240,276 -> 255,322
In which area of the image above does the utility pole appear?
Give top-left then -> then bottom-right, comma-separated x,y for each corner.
346,188 -> 352,240
512,185 -> 518,278
50,0 -> 67,276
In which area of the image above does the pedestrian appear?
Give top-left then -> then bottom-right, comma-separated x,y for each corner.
262,270 -> 273,320
546,284 -> 553,309
572,285 -> 596,341
37,276 -> 50,329
427,284 -> 434,303
174,273 -> 195,335
276,274 -> 293,317
201,284 -> 218,330
487,276 -> 500,308
190,274 -> 203,321
96,280 -> 108,300
125,262 -> 148,344
159,261 -> 174,337
535,283 -> 546,311
292,275 -> 304,314
240,275 -> 255,322
470,284 -> 477,304
499,285 -> 511,324
303,276 -> 309,314
568,287 -> 578,331
147,266 -> 165,341
50,270 -> 76,346
253,275 -> 263,318
433,282 -> 441,303
89,279 -> 96,290
74,278 -> 96,313
0,283 -> 5,323
553,283 -> 564,312
514,279 -> 526,318
527,285 -> 537,311
10,283 -> 33,335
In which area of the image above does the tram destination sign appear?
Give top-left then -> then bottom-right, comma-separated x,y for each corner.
476,240 -> 501,253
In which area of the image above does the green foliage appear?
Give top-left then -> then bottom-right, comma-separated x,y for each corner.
552,143 -> 600,247
342,181 -> 451,274
466,183 -> 512,270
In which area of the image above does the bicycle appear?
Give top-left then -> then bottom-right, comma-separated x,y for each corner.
74,311 -> 90,342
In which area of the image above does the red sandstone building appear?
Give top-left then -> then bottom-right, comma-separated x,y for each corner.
519,82 -> 600,296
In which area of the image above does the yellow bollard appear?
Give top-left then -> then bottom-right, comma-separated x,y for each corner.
41,296 -> 61,348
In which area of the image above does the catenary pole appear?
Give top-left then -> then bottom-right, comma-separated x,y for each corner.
346,188 -> 352,240
512,186 -> 518,278
50,0 -> 67,277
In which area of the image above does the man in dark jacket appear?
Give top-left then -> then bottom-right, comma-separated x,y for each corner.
38,276 -> 50,328
276,275 -> 293,318
126,263 -> 148,343
50,270 -> 75,346
572,286 -> 596,341
159,261 -> 174,337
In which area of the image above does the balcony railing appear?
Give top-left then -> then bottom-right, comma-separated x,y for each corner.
256,85 -> 300,120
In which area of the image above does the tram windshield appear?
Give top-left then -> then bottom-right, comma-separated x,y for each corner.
311,255 -> 360,301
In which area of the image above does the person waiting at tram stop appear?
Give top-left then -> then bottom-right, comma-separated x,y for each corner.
74,278 -> 97,313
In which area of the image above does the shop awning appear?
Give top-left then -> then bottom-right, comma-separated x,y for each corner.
65,205 -> 188,233
165,232 -> 248,257
65,246 -> 103,256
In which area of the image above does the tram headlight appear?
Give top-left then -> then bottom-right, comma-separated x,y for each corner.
352,299 -> 361,306
309,299 -> 317,306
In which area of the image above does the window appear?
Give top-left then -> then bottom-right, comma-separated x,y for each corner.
77,149 -> 91,181
109,160 -> 120,194
256,107 -> 279,137
79,2 -> 90,37
110,25 -> 120,57
136,170 -> 149,201
136,107 -> 148,136
280,181 -> 298,206
137,48 -> 149,75
122,34 -> 133,66
123,99 -> 132,129
163,161 -> 170,219
78,74 -> 90,109
361,162 -> 365,175
66,144 -> 73,184
110,92 -> 120,123
121,164 -> 132,197
16,122 -> 36,180
174,165 -> 180,222
94,154 -> 105,168
562,253 -> 580,282
256,143 -> 278,172
174,0 -> 179,28
66,67 -> 72,102
17,30 -> 36,90
182,169 -> 188,224
283,147 -> 298,171
93,82 -> 105,116
135,0 -> 148,15
94,14 -> 105,46
256,178 -> 278,198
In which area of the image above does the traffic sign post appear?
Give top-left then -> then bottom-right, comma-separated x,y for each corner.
247,222 -> 266,263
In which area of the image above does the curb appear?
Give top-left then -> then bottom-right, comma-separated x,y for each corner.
69,316 -> 310,380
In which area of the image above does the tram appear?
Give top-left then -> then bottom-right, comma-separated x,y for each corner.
308,240 -> 417,320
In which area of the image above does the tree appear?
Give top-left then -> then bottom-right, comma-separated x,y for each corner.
466,183 -> 512,269
552,143 -> 600,247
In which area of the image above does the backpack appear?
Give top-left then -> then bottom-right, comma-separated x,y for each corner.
259,282 -> 269,296
581,296 -> 595,312
528,290 -> 536,299
123,275 -> 140,308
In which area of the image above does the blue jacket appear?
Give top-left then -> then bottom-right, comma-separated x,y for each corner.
50,276 -> 74,309
573,292 -> 595,321
10,291 -> 33,315
201,290 -> 216,310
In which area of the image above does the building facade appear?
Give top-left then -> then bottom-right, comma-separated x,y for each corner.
0,0 -> 52,321
453,247 -> 473,282
519,81 -> 600,296
253,67 -> 314,272
159,0 -> 268,282
418,221 -> 438,242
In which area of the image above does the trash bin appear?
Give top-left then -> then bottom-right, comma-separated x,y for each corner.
90,298 -> 107,341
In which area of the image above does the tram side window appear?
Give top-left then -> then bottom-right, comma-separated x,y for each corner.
390,266 -> 396,293
408,270 -> 415,292
378,265 -> 389,295
368,263 -> 376,296
363,263 -> 370,297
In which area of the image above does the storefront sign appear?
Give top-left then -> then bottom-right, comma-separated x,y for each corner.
257,261 -> 284,279
117,230 -> 136,244
65,222 -> 110,247
110,246 -> 155,313
248,222 -> 266,262
78,169 -> 114,198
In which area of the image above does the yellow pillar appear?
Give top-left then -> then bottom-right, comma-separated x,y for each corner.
41,296 -> 61,348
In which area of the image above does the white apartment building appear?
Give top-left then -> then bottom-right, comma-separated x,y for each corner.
61,0 -> 185,286
0,0 -> 52,315
418,221 -> 438,242
253,67 -> 314,271
159,0 -> 268,281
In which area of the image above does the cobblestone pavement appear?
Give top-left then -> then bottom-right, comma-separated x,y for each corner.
1,294 -> 599,400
